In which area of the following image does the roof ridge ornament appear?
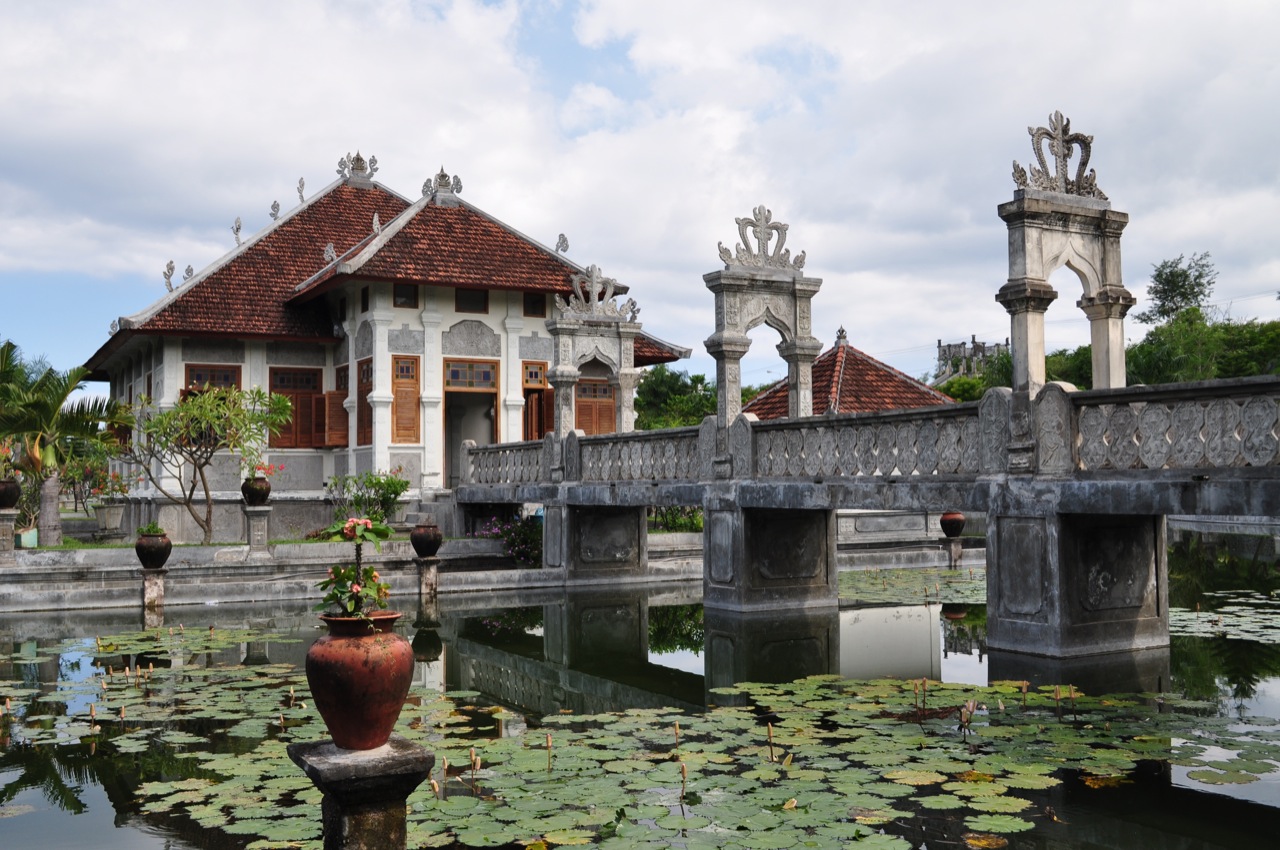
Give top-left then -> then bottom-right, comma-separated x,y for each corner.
231,217 -> 242,247
163,261 -> 175,292
337,154 -> 350,179
555,233 -> 569,254
717,205 -> 806,271
297,178 -> 305,203
1012,110 -> 1108,200
323,243 -> 337,264
559,265 -> 640,322
269,200 -> 280,221
372,212 -> 381,235
183,265 -> 194,281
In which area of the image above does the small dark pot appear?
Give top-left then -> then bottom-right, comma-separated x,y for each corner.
941,603 -> 970,621
0,478 -> 20,510
135,533 -> 172,570
410,521 -> 443,558
412,628 -> 443,663
241,477 -> 271,506
939,510 -> 966,539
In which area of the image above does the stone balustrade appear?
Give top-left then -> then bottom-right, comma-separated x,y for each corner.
577,426 -> 703,482
465,439 -> 546,485
1058,377 -> 1280,473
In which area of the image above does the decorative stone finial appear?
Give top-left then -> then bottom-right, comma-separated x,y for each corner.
110,319 -> 119,335
421,179 -> 431,197
1012,110 -> 1107,200
163,260 -> 175,292
559,265 -> 640,322
323,243 -> 337,263
451,174 -> 462,195
269,200 -> 280,221
372,212 -> 381,234
555,233 -> 569,254
297,177 -> 306,203
717,205 -> 806,271
184,265 -> 194,281
434,167 -> 451,192
231,217 -> 242,247
350,151 -> 367,174
367,155 -> 379,177
836,326 -> 848,345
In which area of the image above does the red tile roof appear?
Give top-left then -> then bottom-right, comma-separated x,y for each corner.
744,330 -> 953,419
141,183 -> 409,338
296,197 -> 582,297
634,332 -> 691,367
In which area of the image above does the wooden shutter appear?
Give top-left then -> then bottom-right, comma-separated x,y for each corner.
575,381 -> 615,436
392,356 -> 420,444
325,392 -> 349,447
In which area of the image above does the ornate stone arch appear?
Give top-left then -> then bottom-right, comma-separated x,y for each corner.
704,206 -> 823,426
997,111 -> 1135,392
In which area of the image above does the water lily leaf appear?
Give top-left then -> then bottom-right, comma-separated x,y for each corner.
1186,769 -> 1259,785
964,814 -> 1035,833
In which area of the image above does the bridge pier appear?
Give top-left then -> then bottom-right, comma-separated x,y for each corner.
703,485 -> 838,612
704,607 -> 840,701
544,504 -> 649,581
986,509 -> 1168,657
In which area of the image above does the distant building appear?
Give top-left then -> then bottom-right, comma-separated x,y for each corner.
932,335 -> 1009,386
744,328 -> 952,419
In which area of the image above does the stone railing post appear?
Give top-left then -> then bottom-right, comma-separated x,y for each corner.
563,430 -> 583,482
459,440 -> 476,485
728,413 -> 758,479
1033,382 -> 1075,474
542,432 -> 563,483
697,415 -> 720,480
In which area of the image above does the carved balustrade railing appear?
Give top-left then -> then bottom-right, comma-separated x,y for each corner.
1059,378 -> 1280,472
465,439 -> 546,485
746,404 -> 984,479
577,426 -> 703,482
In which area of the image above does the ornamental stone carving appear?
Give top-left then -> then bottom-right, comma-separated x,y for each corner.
1012,111 -> 1108,200
558,265 -> 640,321
442,320 -> 501,358
716,205 -> 806,271
519,334 -> 554,361
354,322 -> 373,359
388,326 -> 425,354
979,388 -> 1012,474
1034,383 -> 1074,474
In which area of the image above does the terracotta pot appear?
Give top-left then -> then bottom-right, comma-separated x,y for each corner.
941,603 -> 970,621
939,510 -> 966,539
241,477 -> 271,506
306,611 -> 413,750
410,521 -> 443,558
411,628 -> 443,663
0,478 -> 20,510
135,533 -> 172,569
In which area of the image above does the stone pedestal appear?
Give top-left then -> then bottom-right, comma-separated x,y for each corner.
942,537 -> 964,569
986,511 -> 1168,657
416,557 -> 438,603
0,509 -> 16,567
142,567 -> 167,611
243,505 -> 272,559
288,735 -> 434,850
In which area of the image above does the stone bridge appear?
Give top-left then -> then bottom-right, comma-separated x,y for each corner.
456,113 -> 1280,660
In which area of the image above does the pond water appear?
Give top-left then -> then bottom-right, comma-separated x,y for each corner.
2,531 -> 1279,849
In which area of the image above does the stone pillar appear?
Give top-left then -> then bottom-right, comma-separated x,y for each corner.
777,337 -> 822,418
243,505 -> 272,559
288,736 -> 434,850
548,364 -> 580,438
142,567 -> 167,629
416,556 -> 438,602
1078,290 -> 1135,390
0,509 -> 17,567
369,317 -> 393,471
995,280 -> 1057,397
705,331 -> 751,431
562,506 -> 648,580
419,290 -> 444,488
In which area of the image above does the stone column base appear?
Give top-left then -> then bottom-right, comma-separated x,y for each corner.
243,505 -> 272,559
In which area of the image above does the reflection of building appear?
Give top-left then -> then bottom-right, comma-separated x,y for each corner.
744,328 -> 951,418
84,154 -> 685,539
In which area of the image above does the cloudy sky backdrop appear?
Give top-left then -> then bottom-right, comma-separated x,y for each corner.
2,0 -> 1277,390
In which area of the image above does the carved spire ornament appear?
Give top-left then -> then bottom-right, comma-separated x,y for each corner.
558,265 -> 640,322
421,179 -> 431,198
367,154 -> 379,177
1012,110 -> 1108,200
336,154 -> 351,179
269,200 -> 280,221
163,260 -> 175,292
717,205 -> 806,270
555,233 -> 569,254
451,174 -> 463,195
231,217 -> 242,247
297,177 -> 306,203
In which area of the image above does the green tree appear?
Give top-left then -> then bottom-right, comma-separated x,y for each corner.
1134,252 -> 1217,324
1126,307 -> 1224,385
0,340 -> 125,546
935,374 -> 985,402
117,386 -> 292,544
1045,344 -> 1093,389
635,365 -> 717,430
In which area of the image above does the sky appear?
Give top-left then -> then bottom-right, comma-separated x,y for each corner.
2,0 -> 1278,391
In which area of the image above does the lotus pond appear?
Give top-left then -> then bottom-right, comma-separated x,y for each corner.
2,531 -> 1280,849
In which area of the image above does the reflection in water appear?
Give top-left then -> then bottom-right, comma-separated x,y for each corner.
1,529 -> 1280,849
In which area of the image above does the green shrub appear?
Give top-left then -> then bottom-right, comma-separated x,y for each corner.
326,468 -> 410,522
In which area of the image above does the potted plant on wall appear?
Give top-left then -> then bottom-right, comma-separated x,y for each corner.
305,516 -> 413,750
135,521 -> 172,570
240,458 -> 282,507
90,470 -> 130,534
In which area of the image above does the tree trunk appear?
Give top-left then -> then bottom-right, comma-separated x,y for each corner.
38,473 -> 63,548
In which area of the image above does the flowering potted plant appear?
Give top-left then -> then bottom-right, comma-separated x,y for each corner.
241,462 -> 282,506
90,470 -> 131,533
134,521 -> 172,570
305,516 -> 412,751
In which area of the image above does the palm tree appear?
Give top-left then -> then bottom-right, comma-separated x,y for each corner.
0,341 -> 125,547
